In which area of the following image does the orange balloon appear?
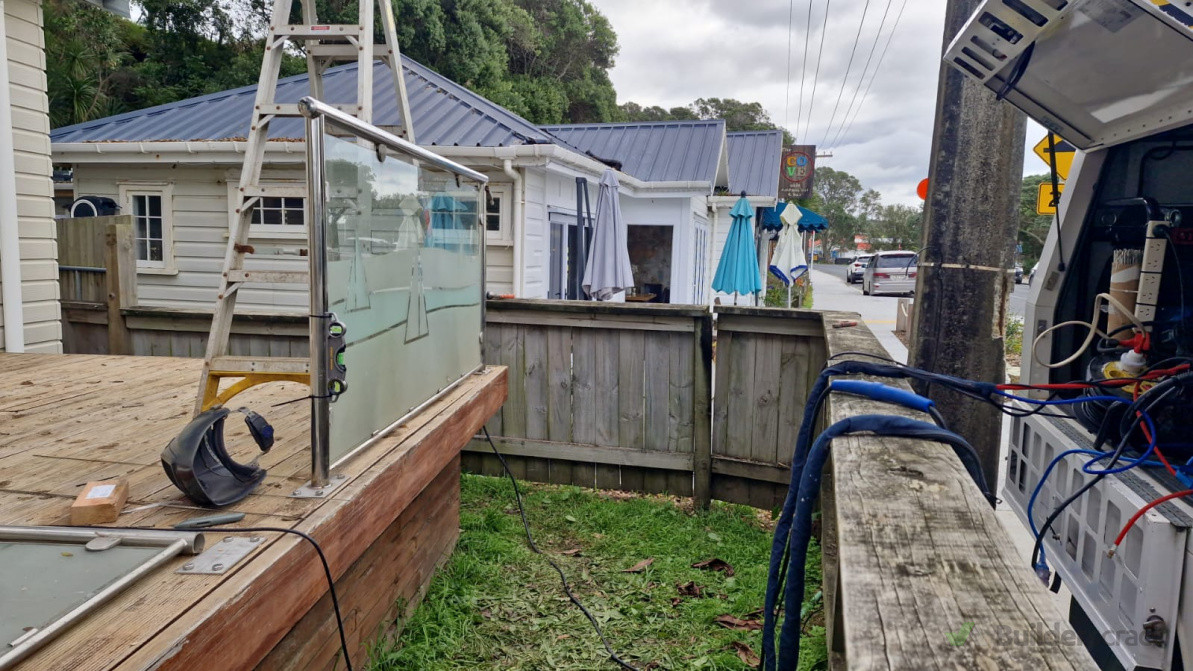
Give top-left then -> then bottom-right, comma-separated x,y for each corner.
917,178 -> 929,200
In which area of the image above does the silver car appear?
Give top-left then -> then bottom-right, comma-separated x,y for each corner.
862,251 -> 918,296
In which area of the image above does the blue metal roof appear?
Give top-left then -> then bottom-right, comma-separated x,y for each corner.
540,120 -> 725,185
51,58 -> 558,147
727,130 -> 783,199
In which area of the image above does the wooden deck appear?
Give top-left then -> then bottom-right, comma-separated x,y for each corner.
0,353 -> 506,670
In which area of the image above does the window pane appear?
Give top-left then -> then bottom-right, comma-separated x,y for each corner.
137,240 -> 148,261
283,198 -> 303,209
486,196 -> 501,216
132,195 -> 146,217
486,213 -> 501,232
148,196 -> 161,217
283,209 -> 305,226
262,208 -> 282,225
251,208 -> 263,225
148,240 -> 163,261
262,197 -> 282,209
135,218 -> 148,239
149,218 -> 162,240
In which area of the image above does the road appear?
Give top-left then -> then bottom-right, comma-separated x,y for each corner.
817,262 -> 1032,319
810,264 -> 1033,363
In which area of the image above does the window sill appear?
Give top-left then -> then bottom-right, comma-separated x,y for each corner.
137,266 -> 180,276
485,238 -> 514,247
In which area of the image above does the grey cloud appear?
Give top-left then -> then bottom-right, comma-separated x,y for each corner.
592,0 -> 956,205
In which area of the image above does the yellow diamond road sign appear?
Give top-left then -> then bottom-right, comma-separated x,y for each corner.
1037,182 -> 1065,216
1033,135 -> 1077,181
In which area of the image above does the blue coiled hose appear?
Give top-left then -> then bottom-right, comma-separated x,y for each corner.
761,361 -> 996,671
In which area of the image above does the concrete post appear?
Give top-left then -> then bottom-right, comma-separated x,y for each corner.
910,0 -> 1026,484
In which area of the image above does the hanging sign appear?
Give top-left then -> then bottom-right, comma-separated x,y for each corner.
779,145 -> 816,201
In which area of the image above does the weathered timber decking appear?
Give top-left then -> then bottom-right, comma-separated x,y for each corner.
819,311 -> 1096,669
0,353 -> 506,670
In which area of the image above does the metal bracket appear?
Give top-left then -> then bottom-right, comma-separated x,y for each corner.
176,536 -> 265,575
289,473 -> 348,499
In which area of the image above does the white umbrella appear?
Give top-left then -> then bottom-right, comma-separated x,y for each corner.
583,169 -> 634,301
768,204 -> 809,307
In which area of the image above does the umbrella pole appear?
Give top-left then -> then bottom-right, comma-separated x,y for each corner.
786,283 -> 792,309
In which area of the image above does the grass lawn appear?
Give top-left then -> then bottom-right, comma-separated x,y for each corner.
368,474 -> 827,670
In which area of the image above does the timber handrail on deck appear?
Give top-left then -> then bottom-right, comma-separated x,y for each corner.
820,310 -> 1096,669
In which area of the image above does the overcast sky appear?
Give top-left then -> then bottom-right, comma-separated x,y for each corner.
590,0 -> 1046,205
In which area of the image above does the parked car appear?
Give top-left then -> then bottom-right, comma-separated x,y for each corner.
862,251 -> 918,296
846,254 -> 873,284
1014,264 -> 1024,284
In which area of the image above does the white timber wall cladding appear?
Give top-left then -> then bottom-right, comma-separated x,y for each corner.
5,0 -> 61,351
74,164 -> 309,313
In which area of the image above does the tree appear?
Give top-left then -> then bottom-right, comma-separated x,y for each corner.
1019,174 -> 1054,270
809,166 -> 864,253
618,96 -> 794,143
47,0 -> 622,128
869,203 -> 924,251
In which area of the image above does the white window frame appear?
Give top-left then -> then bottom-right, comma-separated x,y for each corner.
226,172 -> 308,241
484,184 -> 512,245
118,182 -> 175,275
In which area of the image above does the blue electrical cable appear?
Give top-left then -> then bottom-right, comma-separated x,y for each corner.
771,414 -> 984,671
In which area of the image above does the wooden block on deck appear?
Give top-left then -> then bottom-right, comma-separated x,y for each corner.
70,479 -> 129,525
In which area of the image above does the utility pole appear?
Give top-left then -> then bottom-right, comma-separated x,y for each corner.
910,0 -> 1026,484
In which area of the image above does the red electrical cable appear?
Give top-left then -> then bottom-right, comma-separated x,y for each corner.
1110,490 -> 1193,552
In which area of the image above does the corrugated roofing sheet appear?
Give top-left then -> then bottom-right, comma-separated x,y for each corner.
727,130 -> 783,199
51,58 -> 557,147
540,120 -> 725,185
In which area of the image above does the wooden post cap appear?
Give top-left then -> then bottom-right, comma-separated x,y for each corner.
70,479 -> 130,525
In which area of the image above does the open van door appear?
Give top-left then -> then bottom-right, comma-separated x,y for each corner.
945,0 -> 1193,150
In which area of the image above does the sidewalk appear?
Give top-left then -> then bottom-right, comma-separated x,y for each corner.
809,268 -> 909,363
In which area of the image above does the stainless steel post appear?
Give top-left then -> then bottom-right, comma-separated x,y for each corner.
305,109 -> 331,488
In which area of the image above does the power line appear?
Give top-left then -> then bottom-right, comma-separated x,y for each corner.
785,0 -> 795,131
829,0 -> 895,149
830,0 -> 911,150
795,0 -> 814,141
821,0 -> 874,146
802,0 -> 832,143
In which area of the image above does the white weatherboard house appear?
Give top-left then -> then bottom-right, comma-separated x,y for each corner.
51,60 -> 782,310
1,0 -> 64,352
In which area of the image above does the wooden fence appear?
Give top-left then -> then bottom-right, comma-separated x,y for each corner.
57,215 -> 137,354
463,301 -> 714,503
461,300 -> 829,508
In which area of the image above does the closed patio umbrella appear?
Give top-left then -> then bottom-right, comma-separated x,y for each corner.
712,196 -> 763,305
769,204 -> 809,307
582,169 -> 634,301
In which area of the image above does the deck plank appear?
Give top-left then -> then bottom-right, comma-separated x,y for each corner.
0,353 -> 506,671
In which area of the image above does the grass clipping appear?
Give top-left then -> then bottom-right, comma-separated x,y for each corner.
370,474 -> 827,670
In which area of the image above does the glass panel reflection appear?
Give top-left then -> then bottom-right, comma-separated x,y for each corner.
323,132 -> 483,463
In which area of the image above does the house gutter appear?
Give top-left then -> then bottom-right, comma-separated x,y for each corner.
0,1 -> 25,352
502,159 -> 525,296
53,141 -> 711,198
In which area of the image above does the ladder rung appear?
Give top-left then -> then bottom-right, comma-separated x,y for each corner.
274,24 -> 365,40
241,185 -> 307,199
306,44 -> 392,59
210,356 -> 310,375
260,103 -> 358,117
226,269 -> 309,284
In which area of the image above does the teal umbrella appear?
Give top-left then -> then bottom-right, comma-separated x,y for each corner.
712,197 -> 763,303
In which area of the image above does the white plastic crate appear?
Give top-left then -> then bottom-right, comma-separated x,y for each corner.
1006,412 -> 1191,670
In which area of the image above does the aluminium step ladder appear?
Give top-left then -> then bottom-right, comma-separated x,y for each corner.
194,0 -> 415,415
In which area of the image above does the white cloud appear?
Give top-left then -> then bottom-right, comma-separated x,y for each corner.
590,0 -> 1043,206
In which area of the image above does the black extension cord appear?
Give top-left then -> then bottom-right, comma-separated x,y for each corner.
158,525 -> 354,671
482,426 -> 641,671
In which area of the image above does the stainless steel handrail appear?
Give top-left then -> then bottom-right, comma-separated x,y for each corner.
297,96 -> 489,184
